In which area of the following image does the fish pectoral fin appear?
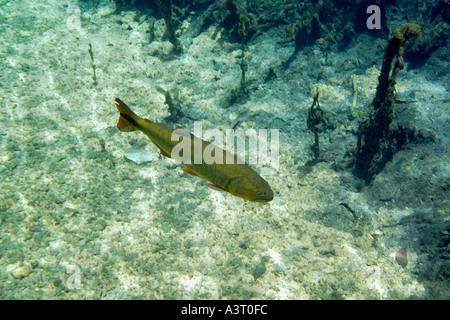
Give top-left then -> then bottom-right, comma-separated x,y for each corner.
182,168 -> 198,176
205,183 -> 227,192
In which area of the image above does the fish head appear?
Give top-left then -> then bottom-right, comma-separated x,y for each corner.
227,176 -> 274,202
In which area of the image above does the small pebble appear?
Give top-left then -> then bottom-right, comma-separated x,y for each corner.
6,263 -> 31,279
395,248 -> 408,268
124,148 -> 155,165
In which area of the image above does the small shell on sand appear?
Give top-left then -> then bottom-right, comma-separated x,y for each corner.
395,248 -> 408,268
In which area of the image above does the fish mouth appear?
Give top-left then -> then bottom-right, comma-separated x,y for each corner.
252,193 -> 274,202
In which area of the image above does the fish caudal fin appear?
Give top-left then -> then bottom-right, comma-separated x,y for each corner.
117,115 -> 137,132
115,98 -> 138,132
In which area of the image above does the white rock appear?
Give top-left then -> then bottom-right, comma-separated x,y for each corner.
6,263 -> 30,279
124,148 -> 156,165
97,0 -> 116,17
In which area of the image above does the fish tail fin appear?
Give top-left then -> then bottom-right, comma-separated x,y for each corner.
115,98 -> 138,132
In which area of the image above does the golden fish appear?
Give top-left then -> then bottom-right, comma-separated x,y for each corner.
115,98 -> 273,202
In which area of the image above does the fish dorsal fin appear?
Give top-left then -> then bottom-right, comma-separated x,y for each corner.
172,127 -> 192,138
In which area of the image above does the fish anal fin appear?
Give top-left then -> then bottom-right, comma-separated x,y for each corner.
117,115 -> 137,132
160,148 -> 171,158
206,183 -> 227,192
182,167 -> 198,176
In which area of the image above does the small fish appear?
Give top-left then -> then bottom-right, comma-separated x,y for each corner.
114,98 -> 273,202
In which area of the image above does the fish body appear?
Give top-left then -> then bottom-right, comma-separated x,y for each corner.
115,98 -> 273,202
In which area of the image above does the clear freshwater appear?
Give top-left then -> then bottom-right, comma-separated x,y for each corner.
0,0 -> 448,299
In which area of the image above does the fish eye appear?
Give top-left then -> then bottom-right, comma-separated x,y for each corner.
255,191 -> 262,196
